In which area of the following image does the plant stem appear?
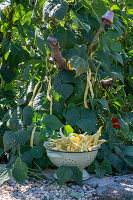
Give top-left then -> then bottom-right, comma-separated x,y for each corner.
33,161 -> 55,180
87,19 -> 106,54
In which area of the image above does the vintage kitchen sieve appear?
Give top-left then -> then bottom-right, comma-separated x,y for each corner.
44,141 -> 100,180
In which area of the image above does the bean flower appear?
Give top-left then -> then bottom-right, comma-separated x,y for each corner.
112,118 -> 121,129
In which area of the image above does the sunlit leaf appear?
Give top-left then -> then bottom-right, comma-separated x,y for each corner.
70,56 -> 89,77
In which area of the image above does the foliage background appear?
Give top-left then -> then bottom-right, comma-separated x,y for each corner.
0,0 -> 133,184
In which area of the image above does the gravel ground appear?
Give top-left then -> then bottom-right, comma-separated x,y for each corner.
0,168 -> 133,200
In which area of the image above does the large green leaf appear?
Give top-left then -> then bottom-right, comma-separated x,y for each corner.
110,64 -> 122,73
63,44 -> 88,60
71,166 -> 83,186
114,145 -> 124,158
90,0 -> 107,17
99,99 -> 110,111
107,153 -> 123,173
15,130 -> 30,145
81,29 -> 94,43
3,131 -> 16,152
31,146 -> 44,159
119,119 -> 129,135
97,50 -> 112,65
6,107 -> 23,131
110,41 -> 123,52
0,63 -> 16,83
112,52 -> 124,65
53,27 -> 81,49
54,70 -> 76,84
111,72 -> 124,83
100,160 -> 112,174
43,0 -> 68,20
76,110 -> 97,133
71,10 -> 91,33
123,146 -> 133,157
13,3 -> 26,23
0,169 -> 12,186
107,29 -> 122,39
12,157 -> 28,184
66,108 -> 81,126
70,56 -> 89,77
0,109 -> 6,120
36,36 -> 46,57
70,191 -> 84,199
17,94 -> 27,106
23,106 -> 34,125
2,37 -> 10,55
34,131 -> 44,146
41,114 -> 63,130
68,81 -> 85,105
114,98 -> 125,108
76,118 -> 96,133
66,29 -> 81,49
33,93 -> 49,111
56,166 -> 73,186
96,167 -> 105,178
0,148 -> 4,157
2,110 -> 12,123
53,70 -> 74,99
124,156 -> 133,168
35,157 -> 50,169
53,26 -> 68,49
87,160 -> 99,173
21,151 -> 33,166
64,125 -> 74,136
54,82 -> 73,100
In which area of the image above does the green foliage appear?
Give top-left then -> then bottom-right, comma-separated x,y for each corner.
0,148 -> 4,157
15,129 -> 30,145
3,130 -> 16,152
31,146 -> 44,159
56,166 -> 82,186
70,56 -> 89,77
23,106 -> 34,125
66,107 -> 81,126
64,125 -> 74,136
123,146 -> 133,157
56,166 -> 73,186
108,153 -> 123,173
0,0 -> 133,185
76,110 -> 97,133
70,166 -> 83,186
43,0 -> 68,20
12,157 -> 28,184
112,52 -> 124,65
70,191 -> 84,199
100,160 -> 112,175
95,166 -> 106,178
6,107 -> 23,132
54,72 -> 74,99
0,169 -> 12,186
41,115 -> 63,131
88,159 -> 112,178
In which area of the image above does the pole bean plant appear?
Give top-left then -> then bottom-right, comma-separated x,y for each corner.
0,0 -> 133,185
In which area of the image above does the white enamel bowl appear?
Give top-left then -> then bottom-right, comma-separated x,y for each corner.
44,142 -> 100,180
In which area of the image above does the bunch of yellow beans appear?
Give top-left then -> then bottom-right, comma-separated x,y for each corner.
47,126 -> 106,152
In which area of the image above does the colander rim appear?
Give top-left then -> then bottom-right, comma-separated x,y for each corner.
43,141 -> 101,153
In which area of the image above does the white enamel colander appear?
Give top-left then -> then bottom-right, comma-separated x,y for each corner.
44,142 -> 100,180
